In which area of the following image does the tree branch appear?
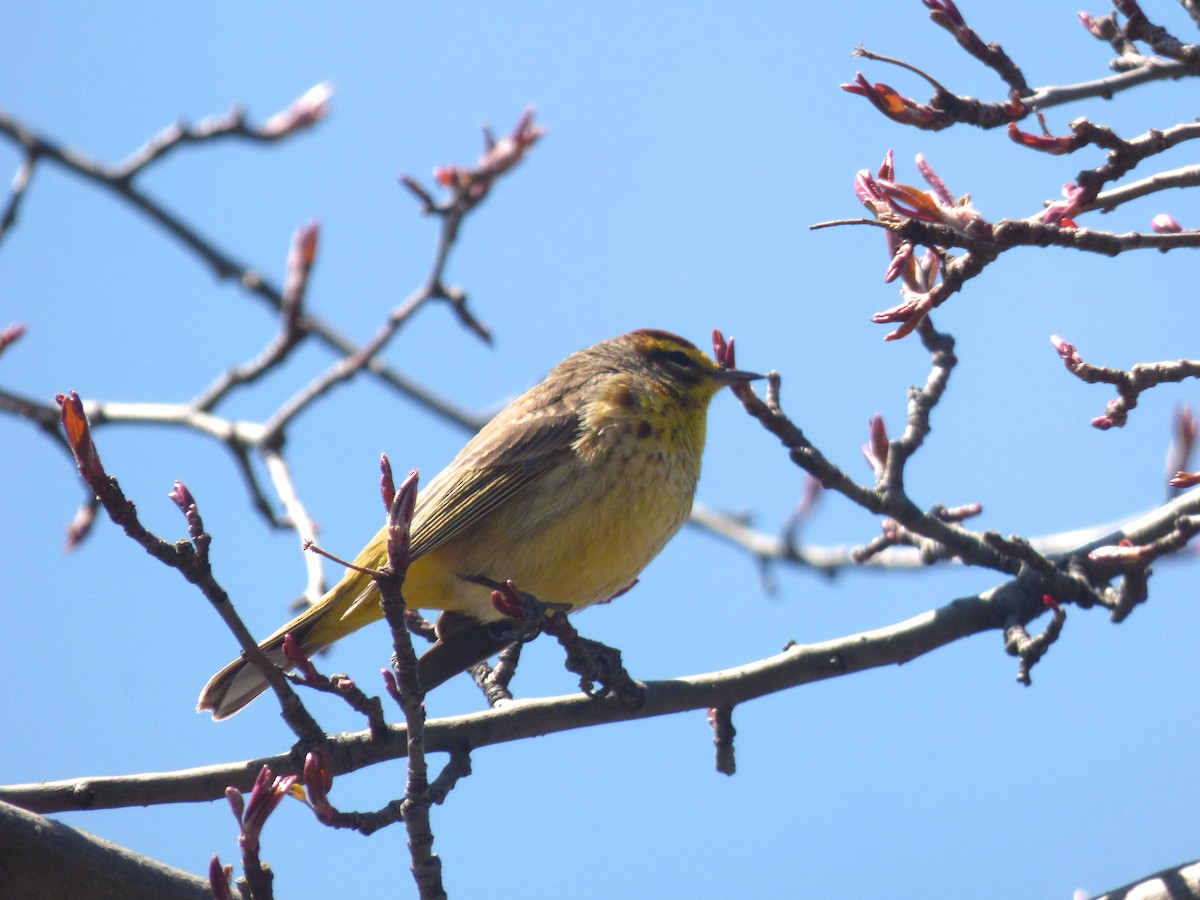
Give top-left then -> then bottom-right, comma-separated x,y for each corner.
0,799 -> 211,899
8,484 -> 1198,815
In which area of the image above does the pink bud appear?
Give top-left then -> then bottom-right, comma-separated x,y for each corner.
260,83 -> 333,138
167,481 -> 195,512
303,751 -> 335,822
877,150 -> 895,182
226,786 -> 245,824
915,153 -> 954,206
382,668 -> 402,704
289,220 -> 319,270
1178,408 -> 1197,442
883,242 -> 914,284
1151,213 -> 1183,234
863,414 -> 889,476
241,766 -> 297,853
0,322 -> 26,353
1049,335 -> 1083,372
209,856 -> 233,900
395,469 -> 419,526
1078,11 -> 1116,39
56,391 -> 105,482
64,503 -> 97,551
491,581 -> 528,619
711,330 -> 730,368
281,633 -> 320,681
854,168 -> 884,208
379,454 -> 396,512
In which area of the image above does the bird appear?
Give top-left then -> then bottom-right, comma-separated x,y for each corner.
198,328 -> 760,719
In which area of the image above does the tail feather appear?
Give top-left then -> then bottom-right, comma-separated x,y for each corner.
197,642 -> 289,721
197,566 -> 377,720
198,558 -> 509,718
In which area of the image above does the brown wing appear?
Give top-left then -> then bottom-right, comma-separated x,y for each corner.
407,377 -> 589,561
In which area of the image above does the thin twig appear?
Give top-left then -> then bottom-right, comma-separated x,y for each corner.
12,486 -> 1200,814
0,105 -> 482,433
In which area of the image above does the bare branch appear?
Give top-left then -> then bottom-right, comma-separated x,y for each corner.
1050,335 -> 1200,429
55,392 -> 325,745
0,151 -> 36,240
112,84 -> 332,180
1091,162 -> 1200,211
0,800 -> 211,899
11,481 -> 1200,814
0,105 -> 483,433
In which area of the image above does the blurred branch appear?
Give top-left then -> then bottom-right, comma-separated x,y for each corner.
192,221 -> 318,414
690,500 -> 1154,577
115,83 -> 333,177
1089,859 -> 1200,900
0,150 -> 36,239
1051,335 -> 1200,429
844,2 -> 1199,132
0,105 -> 544,565
255,110 -> 548,450
0,800 -> 211,899
0,97 -> 483,434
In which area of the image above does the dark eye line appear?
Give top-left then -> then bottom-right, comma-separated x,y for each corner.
664,349 -> 694,368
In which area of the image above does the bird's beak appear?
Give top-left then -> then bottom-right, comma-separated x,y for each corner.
714,367 -> 764,385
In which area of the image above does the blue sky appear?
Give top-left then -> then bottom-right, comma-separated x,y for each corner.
3,2 -> 1198,897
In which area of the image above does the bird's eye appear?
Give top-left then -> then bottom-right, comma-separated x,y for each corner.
665,350 -> 694,368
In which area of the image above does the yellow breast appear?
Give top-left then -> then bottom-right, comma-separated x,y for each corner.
405,373 -> 708,621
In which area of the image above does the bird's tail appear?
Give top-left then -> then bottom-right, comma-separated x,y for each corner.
197,562 -> 379,721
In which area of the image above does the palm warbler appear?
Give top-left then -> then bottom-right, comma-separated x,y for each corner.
199,329 -> 760,719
